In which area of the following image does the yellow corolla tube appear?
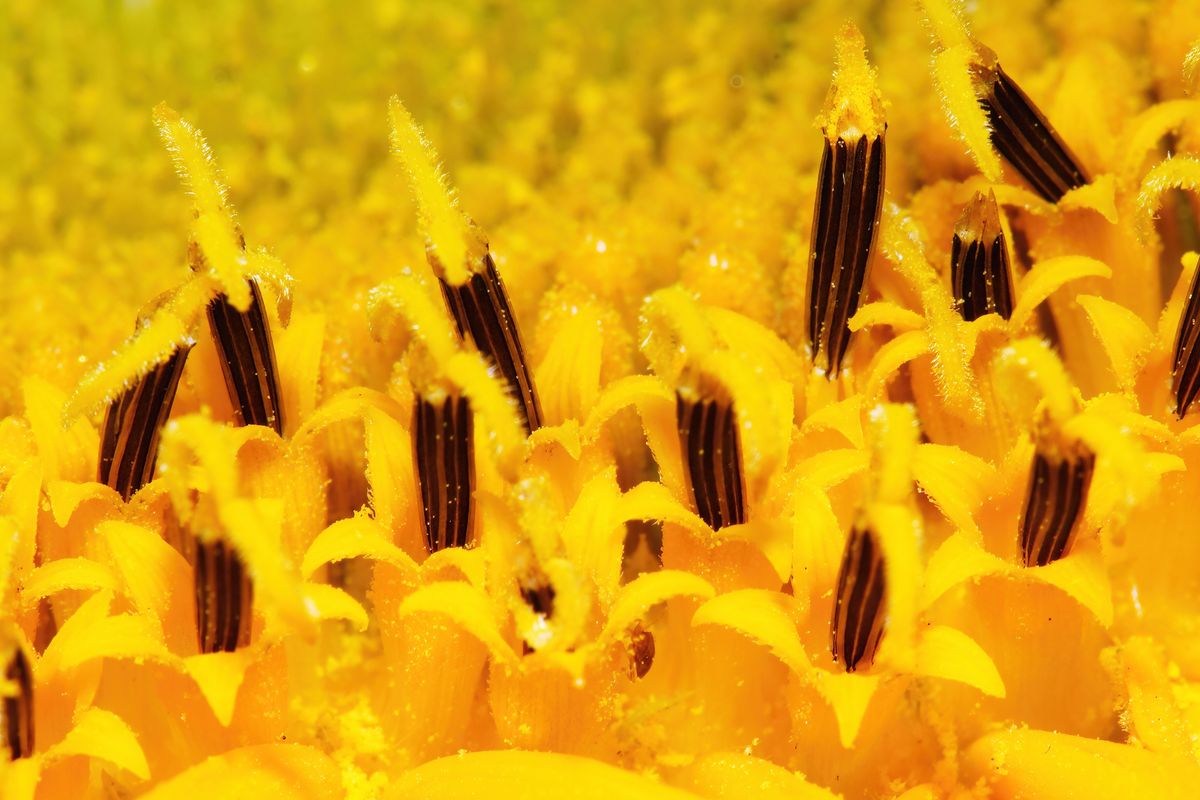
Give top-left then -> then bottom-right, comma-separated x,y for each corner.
5,1 -> 1200,798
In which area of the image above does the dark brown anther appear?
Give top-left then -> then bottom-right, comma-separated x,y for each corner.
676,388 -> 746,531
413,393 -> 475,553
972,47 -> 1089,203
207,279 -> 284,435
1171,263 -> 1200,418
520,579 -> 556,618
628,624 -> 655,679
830,525 -> 887,673
195,538 -> 253,654
2,643 -> 33,760
98,344 -> 192,501
806,133 -> 886,377
439,253 -> 542,434
951,190 -> 1015,322
1019,441 -> 1095,567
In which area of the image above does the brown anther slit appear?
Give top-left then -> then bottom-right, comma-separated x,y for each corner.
195,538 -> 253,654
413,393 -> 475,553
1019,443 -> 1095,567
1171,263 -> 1200,418
805,133 -> 886,377
207,279 -> 284,434
831,525 -> 887,672
951,191 -> 1014,321
977,60 -> 1088,203
2,646 -> 33,760
628,624 -> 655,679
675,390 -> 746,531
439,253 -> 542,434
98,344 -> 191,501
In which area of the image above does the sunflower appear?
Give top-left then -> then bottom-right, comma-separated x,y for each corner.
3,0 -> 1200,798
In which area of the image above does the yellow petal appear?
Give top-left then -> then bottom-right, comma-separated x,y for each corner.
0,756 -> 42,800
600,570 -> 715,644
913,625 -> 1006,698
799,395 -> 864,449
791,480 -> 844,600
38,590 -> 112,677
528,421 -> 583,461
388,750 -> 701,800
96,520 -> 190,633
399,581 -> 517,663
692,590 -> 810,674
1159,252 -> 1199,347
559,469 -> 626,600
965,728 -> 1200,799
301,515 -> 418,579
45,707 -> 150,780
363,405 -> 421,555
24,378 -> 97,484
50,609 -> 175,678
793,449 -> 868,491
1058,174 -> 1118,223
183,650 -> 252,727
912,444 -> 997,542
1077,295 -> 1154,392
274,311 -> 325,430
674,752 -> 842,800
583,376 -> 682,495
21,558 -> 118,608
302,583 -> 369,632
812,670 -> 881,748
1025,544 -> 1114,628
141,744 -> 343,800
922,533 -> 1008,610
617,481 -> 713,541
1009,256 -> 1112,335
421,546 -> 486,586
46,481 -> 119,528
533,308 -> 604,425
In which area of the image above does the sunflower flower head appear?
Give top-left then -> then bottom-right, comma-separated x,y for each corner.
7,1 -> 1200,799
